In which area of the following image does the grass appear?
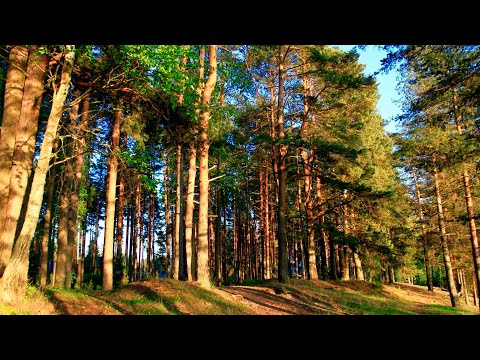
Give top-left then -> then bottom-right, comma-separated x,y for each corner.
1,278 -> 478,315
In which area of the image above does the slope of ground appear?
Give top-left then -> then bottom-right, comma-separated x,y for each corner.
0,278 -> 478,315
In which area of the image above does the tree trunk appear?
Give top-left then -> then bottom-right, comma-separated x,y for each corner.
410,164 -> 434,291
0,46 -> 75,303
353,251 -> 364,281
102,107 -> 121,291
0,46 -> 28,261
276,45 -> 290,283
0,46 -> 47,276
388,265 -> 395,284
451,92 -> 480,305
147,192 -> 154,275
184,144 -> 196,281
164,153 -> 171,278
39,139 -> 58,287
432,163 -> 460,307
115,157 -> 125,287
197,45 -> 217,287
214,183 -> 222,285
173,143 -> 184,280
65,89 -> 83,289
329,223 -> 338,280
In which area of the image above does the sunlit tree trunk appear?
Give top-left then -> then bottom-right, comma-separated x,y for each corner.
0,46 -> 47,276
197,45 -> 217,287
0,46 -> 75,302
452,92 -> 480,306
410,164 -> 433,291
276,45 -> 290,283
114,138 -> 126,287
164,153 -> 171,278
39,139 -> 58,287
432,162 -> 460,307
173,143 -> 184,280
185,145 -> 197,281
300,67 -> 318,280
0,46 -> 28,266
102,106 -> 121,291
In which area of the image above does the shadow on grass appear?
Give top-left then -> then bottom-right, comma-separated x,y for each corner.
43,289 -> 71,315
120,283 -> 185,315
222,286 -> 327,314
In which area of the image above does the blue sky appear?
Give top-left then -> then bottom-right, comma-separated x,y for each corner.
335,45 -> 403,133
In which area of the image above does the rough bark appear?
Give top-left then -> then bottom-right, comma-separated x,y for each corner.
353,251 -> 364,281
0,45 -> 28,251
102,107 -> 121,291
39,139 -> 58,286
184,145 -> 197,281
0,46 -> 75,303
164,153 -> 171,278
173,143 -> 184,280
432,163 -> 460,307
276,45 -> 290,283
452,93 -> 480,307
410,164 -> 434,291
197,45 -> 217,287
0,46 -> 47,276
114,156 -> 125,287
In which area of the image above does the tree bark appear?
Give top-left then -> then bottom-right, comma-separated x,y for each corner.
184,144 -> 196,281
0,46 -> 47,276
410,164 -> 434,291
0,46 -> 75,303
197,45 -> 217,287
0,45 -> 28,257
163,152 -> 171,278
114,148 -> 125,287
173,143 -> 184,280
432,162 -> 460,307
39,139 -> 58,286
276,45 -> 290,283
451,93 -> 480,307
102,106 -> 121,290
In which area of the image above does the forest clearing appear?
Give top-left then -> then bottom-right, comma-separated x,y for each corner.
0,45 -> 480,314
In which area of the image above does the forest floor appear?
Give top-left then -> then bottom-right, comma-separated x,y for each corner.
1,278 -> 479,315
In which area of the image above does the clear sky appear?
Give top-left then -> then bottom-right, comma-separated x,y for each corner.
335,45 -> 403,133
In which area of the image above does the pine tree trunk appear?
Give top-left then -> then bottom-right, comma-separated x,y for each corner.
388,265 -> 395,284
65,89 -> 83,289
276,46 -> 290,283
0,46 -> 75,302
197,45 -> 217,287
214,183 -> 222,285
410,164 -> 434,291
102,107 -> 121,290
353,251 -> 364,281
184,144 -> 196,281
432,163 -> 460,307
0,46 -> 28,265
264,163 -> 271,279
451,92 -> 480,304
329,224 -> 338,280
164,153 -> 171,278
0,46 -> 47,276
115,160 -> 125,286
173,143 -> 184,280
39,139 -> 58,286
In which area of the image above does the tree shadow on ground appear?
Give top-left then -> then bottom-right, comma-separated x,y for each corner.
221,286 -> 329,314
117,283 -> 185,315
43,289 -> 71,315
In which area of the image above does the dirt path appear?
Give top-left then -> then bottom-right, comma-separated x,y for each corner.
215,285 -> 332,315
